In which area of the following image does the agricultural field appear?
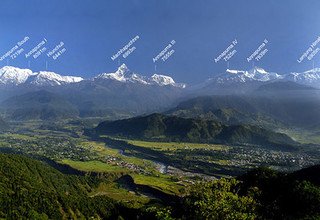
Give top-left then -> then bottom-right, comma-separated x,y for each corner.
0,121 -> 190,205
0,119 -> 320,219
1,120 -> 320,206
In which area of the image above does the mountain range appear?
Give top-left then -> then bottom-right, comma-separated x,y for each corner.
0,90 -> 79,120
207,67 -> 320,87
1,64 -> 320,89
168,95 -> 320,129
0,66 -> 83,86
94,64 -> 186,88
0,64 -> 185,88
0,64 -> 320,122
0,64 -> 187,118
189,67 -> 320,95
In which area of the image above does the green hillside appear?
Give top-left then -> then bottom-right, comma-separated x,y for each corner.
1,153 -> 319,219
0,153 -> 131,219
182,166 -> 320,220
96,113 -> 297,150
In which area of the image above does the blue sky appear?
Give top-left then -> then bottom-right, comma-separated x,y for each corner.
0,0 -> 320,83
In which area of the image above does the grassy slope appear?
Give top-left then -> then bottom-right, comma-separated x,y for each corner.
0,153 -> 126,219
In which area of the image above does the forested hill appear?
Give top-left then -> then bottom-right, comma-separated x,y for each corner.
1,153 -> 320,219
96,113 -> 298,150
0,153 -> 130,219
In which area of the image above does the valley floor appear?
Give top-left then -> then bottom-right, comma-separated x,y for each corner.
0,120 -> 319,205
0,119 -> 320,219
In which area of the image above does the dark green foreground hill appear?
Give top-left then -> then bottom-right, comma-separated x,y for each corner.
181,166 -> 320,220
1,153 -> 320,219
96,113 -> 297,150
0,153 -> 130,219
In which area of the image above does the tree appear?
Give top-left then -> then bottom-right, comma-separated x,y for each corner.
184,178 -> 257,220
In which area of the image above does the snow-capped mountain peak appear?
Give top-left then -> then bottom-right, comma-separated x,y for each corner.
250,67 -> 268,74
225,67 -> 268,76
27,71 -> 83,86
128,73 -> 148,84
285,68 -> 320,85
117,63 -> 130,75
0,66 -> 35,85
149,74 -> 186,88
226,69 -> 246,74
95,63 -> 130,82
0,66 -> 83,86
303,68 -> 320,74
150,74 -> 175,86
244,67 -> 281,81
205,66 -> 320,89
94,64 -> 185,88
215,67 -> 283,84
